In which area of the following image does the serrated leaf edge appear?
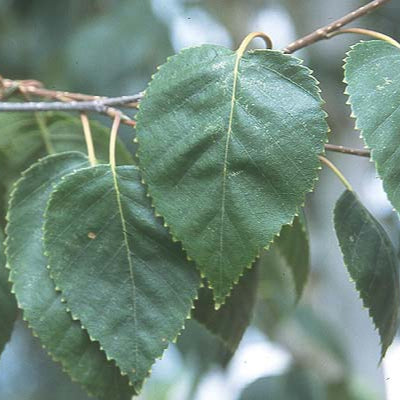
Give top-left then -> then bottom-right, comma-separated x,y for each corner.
3,151 -> 128,398
42,163 -> 201,393
135,45 -> 329,307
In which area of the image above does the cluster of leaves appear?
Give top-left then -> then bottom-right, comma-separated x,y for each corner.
1,36 -> 400,399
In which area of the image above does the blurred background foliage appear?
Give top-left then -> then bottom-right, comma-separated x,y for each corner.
0,0 -> 400,399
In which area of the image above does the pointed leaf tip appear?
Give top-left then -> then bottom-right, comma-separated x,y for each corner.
136,44 -> 328,304
344,40 -> 400,216
5,152 -> 134,399
334,190 -> 400,359
44,164 -> 200,391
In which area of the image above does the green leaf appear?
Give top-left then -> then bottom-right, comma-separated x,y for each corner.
0,229 -> 17,356
254,246 -> 298,337
65,0 -> 174,94
0,111 -> 133,189
344,40 -> 400,215
136,44 -> 328,305
44,164 -> 200,392
0,181 -> 7,228
5,152 -> 134,400
334,190 -> 400,359
176,319 -> 232,397
275,214 -> 310,300
192,263 -> 258,352
271,306 -> 350,377
239,367 -> 326,400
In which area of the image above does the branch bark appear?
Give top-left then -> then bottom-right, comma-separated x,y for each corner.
0,95 -> 142,112
283,0 -> 392,53
325,144 -> 370,158
0,0 -> 392,130
0,78 -> 140,126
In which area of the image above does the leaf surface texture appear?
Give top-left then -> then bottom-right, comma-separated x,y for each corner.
6,152 -> 134,399
136,45 -> 327,304
334,190 -> 400,359
44,164 -> 200,391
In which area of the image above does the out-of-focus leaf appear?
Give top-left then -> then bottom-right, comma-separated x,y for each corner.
6,152 -> 134,399
177,319 -> 232,375
275,214 -> 310,300
275,307 -> 349,379
334,190 -> 400,359
192,264 -> 258,352
0,112 -> 133,186
65,0 -> 174,94
0,229 -> 17,356
177,319 -> 232,400
326,380 -> 378,400
344,40 -> 400,216
0,112 -> 134,220
44,165 -> 200,392
254,244 -> 298,337
239,367 -> 327,400
256,244 -> 349,376
136,44 -> 327,305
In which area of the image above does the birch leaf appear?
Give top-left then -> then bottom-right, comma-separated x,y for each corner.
136,44 -> 328,305
334,190 -> 400,359
44,164 -> 200,392
6,152 -> 134,399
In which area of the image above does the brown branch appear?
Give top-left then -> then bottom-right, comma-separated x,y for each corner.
325,144 -> 370,158
0,77 -> 140,127
0,0 -> 391,130
283,0 -> 392,54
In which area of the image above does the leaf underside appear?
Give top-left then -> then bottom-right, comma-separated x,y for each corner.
44,164 -> 200,392
192,262 -> 259,352
136,44 -> 328,305
334,190 -> 400,359
239,367 -> 325,400
0,229 -> 17,356
6,152 -> 134,400
275,214 -> 310,300
344,40 -> 400,215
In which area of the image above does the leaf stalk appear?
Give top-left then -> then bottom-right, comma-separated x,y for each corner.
319,155 -> 353,192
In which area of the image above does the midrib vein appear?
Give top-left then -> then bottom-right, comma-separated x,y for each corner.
111,166 -> 138,370
218,51 -> 242,291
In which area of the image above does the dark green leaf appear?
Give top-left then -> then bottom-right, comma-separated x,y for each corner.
44,165 -> 200,392
254,248 -> 296,337
239,367 -> 326,400
176,319 -> 232,397
0,229 -> 17,356
6,152 -> 134,399
65,0 -> 174,94
254,218 -> 310,337
0,111 -> 133,189
344,40 -> 400,215
275,214 -> 310,300
136,45 -> 328,305
192,264 -> 258,352
334,190 -> 400,359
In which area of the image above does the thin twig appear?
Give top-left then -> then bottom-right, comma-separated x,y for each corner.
283,0 -> 392,53
1,78 -> 140,107
0,77 -> 139,127
0,0 -> 391,130
0,95 -> 141,112
325,144 -> 370,158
